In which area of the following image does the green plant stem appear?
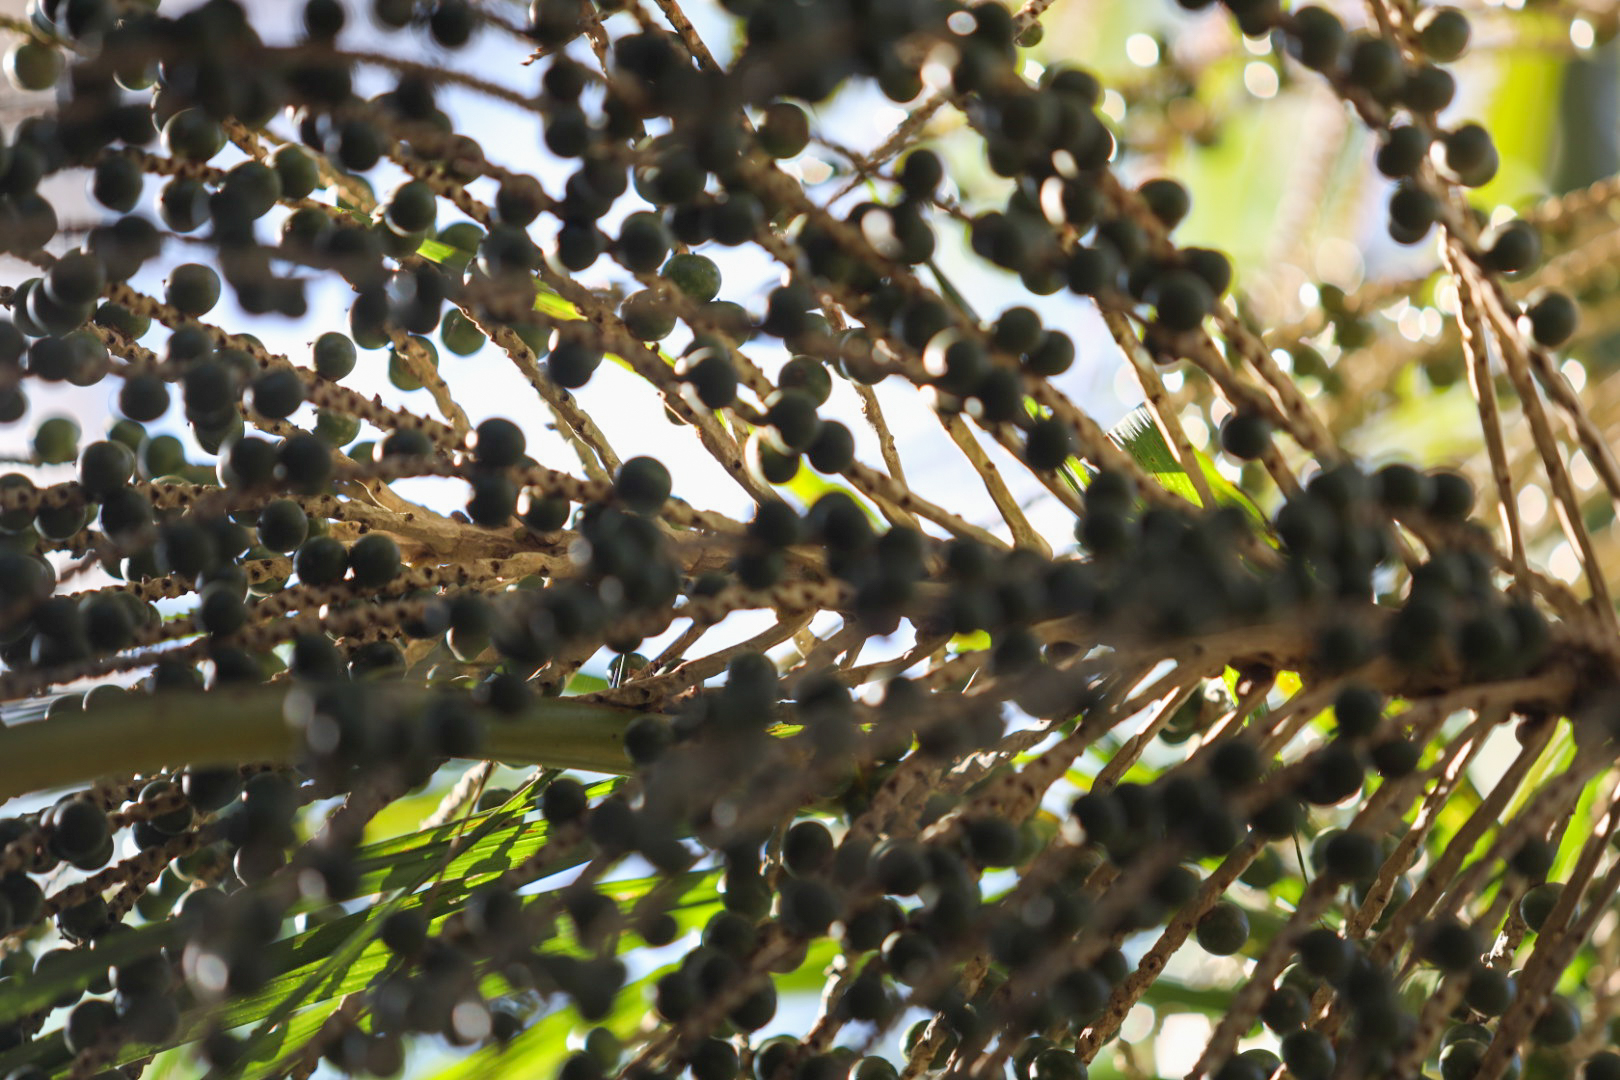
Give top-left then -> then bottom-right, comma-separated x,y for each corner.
0,687 -> 638,801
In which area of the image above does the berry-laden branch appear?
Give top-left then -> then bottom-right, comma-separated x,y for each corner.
0,1 -> 1619,1080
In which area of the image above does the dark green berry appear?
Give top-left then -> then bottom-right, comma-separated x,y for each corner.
547,339 -> 604,389
1291,7 -> 1346,71
1026,331 -> 1075,377
758,102 -> 811,159
258,499 -> 310,553
165,263 -> 222,316
1464,966 -> 1515,1017
277,433 -> 333,495
1518,882 -> 1562,932
1525,290 -> 1578,348
1261,986 -> 1308,1032
312,332 -> 357,379
78,440 -> 133,497
1195,902 -> 1250,956
349,533 -> 401,587
1219,413 -> 1270,461
1484,220 -> 1541,274
1417,7 -> 1471,61
615,457 -> 671,513
250,369 -> 306,420
1280,1030 -> 1334,1080
663,253 -> 722,302
472,417 -> 525,468
1585,1054 -> 1620,1080
118,374 -> 170,422
1427,470 -> 1475,521
1420,918 -> 1480,973
682,350 -> 737,409
1442,124 -> 1499,187
1023,417 -> 1073,471
295,536 -> 348,586
1151,270 -> 1214,332
1533,996 -> 1580,1045
5,41 -> 63,92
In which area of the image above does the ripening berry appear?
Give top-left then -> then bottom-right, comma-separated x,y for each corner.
77,440 -> 133,497
1524,290 -> 1578,348
1296,928 -> 1353,981
33,416 -> 79,465
779,357 -> 833,406
1376,125 -> 1430,178
1533,996 -> 1581,1045
1417,6 -> 1471,61
294,536 -> 347,586
615,457 -> 672,513
672,349 -> 736,413
1262,987 -> 1308,1033
616,212 -> 670,274
1322,830 -> 1380,882
1138,178 -> 1190,230
1585,1054 -> 1620,1080
1426,470 -> 1475,521
1464,966 -> 1516,1017
277,433 -> 333,495
662,253 -> 722,302
198,582 -> 247,636
45,252 -> 105,307
1151,270 -> 1214,332
348,533 -> 401,587
806,421 -> 855,474
1280,1030 -> 1335,1080
1290,7 -> 1346,71
1219,413 -> 1270,460
472,417 -> 525,468
900,149 -> 943,198
521,494 -> 570,532
621,290 -> 676,341
118,373 -> 169,422
163,109 -> 226,163
1420,918 -> 1480,973
249,370 -> 305,420
273,145 -> 321,200
758,102 -> 811,159
304,0 -> 346,38
1023,417 -> 1073,471
1483,220 -> 1541,274
1440,1040 -> 1487,1080
765,390 -> 822,452
385,180 -> 438,235
1518,882 -> 1562,932
1346,36 -> 1403,100
5,41 -> 63,92
165,263 -> 222,317
467,474 -> 518,526
1195,902 -> 1250,956
1027,331 -> 1075,377
1374,463 -> 1430,509
1401,64 -> 1456,114
63,999 -> 117,1055
1333,685 -> 1383,738
1388,183 -> 1438,241
1441,124 -> 1499,187
547,339 -> 604,389
50,797 -> 109,862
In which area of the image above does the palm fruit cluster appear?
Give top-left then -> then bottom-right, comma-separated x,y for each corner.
0,1 -> 1612,1080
